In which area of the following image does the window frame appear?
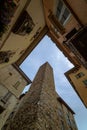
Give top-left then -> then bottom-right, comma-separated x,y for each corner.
56,0 -> 71,25
75,72 -> 85,79
1,91 -> 12,104
61,120 -> 65,130
83,79 -> 87,86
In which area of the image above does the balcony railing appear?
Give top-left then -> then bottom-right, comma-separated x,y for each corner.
64,26 -> 87,69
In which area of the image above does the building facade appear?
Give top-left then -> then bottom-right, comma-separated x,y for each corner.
65,65 -> 87,107
0,0 -> 47,68
58,97 -> 77,130
4,62 -> 78,130
0,0 -> 87,68
0,64 -> 31,97
0,64 -> 31,129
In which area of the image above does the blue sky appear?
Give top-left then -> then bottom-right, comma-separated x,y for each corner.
20,35 -> 87,130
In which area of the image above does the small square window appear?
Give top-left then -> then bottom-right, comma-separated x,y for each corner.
83,80 -> 87,86
1,92 -> 12,104
13,81 -> 21,89
75,72 -> 85,79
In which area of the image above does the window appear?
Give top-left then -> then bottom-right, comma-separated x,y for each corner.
60,8 -> 70,24
56,0 -> 70,25
56,0 -> 63,18
1,92 -> 12,104
75,72 -> 85,79
13,81 -> 21,89
66,114 -> 71,126
8,111 -> 14,119
12,11 -> 35,36
61,120 -> 65,130
69,127 -> 73,130
58,108 -> 63,117
83,79 -> 87,86
65,28 -> 77,40
71,120 -> 76,128
1,124 -> 8,130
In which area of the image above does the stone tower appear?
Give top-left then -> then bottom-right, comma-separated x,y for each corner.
6,62 -> 77,130
6,62 -> 60,130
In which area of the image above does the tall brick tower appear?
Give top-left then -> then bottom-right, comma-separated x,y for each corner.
6,62 -> 78,130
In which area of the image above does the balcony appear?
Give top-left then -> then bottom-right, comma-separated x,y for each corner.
64,26 -> 87,68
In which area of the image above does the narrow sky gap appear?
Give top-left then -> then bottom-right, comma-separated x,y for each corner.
20,35 -> 87,130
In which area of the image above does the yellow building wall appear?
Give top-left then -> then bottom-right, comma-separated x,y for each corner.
0,0 -> 28,48
0,0 -> 45,68
69,66 -> 87,107
66,0 -> 87,25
